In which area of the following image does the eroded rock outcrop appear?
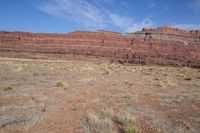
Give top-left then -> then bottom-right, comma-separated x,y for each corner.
0,26 -> 200,67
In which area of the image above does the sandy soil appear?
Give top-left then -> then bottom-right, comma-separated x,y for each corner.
0,56 -> 200,133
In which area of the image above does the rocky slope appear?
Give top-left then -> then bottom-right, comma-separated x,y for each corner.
0,26 -> 200,67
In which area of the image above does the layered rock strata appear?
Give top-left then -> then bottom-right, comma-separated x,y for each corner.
0,26 -> 200,67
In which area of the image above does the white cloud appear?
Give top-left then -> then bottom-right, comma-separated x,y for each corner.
38,0 -> 155,32
173,24 -> 200,30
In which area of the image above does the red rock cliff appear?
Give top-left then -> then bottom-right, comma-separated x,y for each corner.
0,26 -> 200,67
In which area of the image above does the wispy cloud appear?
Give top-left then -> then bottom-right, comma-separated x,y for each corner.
173,24 -> 200,30
39,0 -> 106,28
149,3 -> 156,8
190,0 -> 200,10
101,0 -> 115,4
126,18 -> 154,33
109,13 -> 154,32
108,13 -> 132,29
165,5 -> 170,11
38,0 -> 154,32
121,1 -> 130,8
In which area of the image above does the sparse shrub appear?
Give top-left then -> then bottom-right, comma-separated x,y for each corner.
83,109 -> 138,133
98,108 -> 113,119
33,73 -> 39,76
124,81 -> 133,87
163,74 -> 167,76
41,108 -> 46,112
112,83 -> 116,86
124,81 -> 129,85
112,115 -> 138,133
155,72 -> 159,74
64,87 -> 68,91
148,68 -> 153,72
1,124 -> 6,128
31,96 -> 36,101
184,77 -> 192,80
56,81 -> 64,87
2,86 -> 13,91
103,70 -> 110,75
109,60 -> 114,64
122,95 -> 131,100
71,107 -> 77,111
155,78 -> 159,80
83,111 -> 113,133
196,76 -> 200,79
119,60 -> 125,64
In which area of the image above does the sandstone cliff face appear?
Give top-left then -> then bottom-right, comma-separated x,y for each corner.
0,26 -> 200,67
127,26 -> 200,67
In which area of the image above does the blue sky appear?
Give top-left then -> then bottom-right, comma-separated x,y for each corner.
0,0 -> 200,33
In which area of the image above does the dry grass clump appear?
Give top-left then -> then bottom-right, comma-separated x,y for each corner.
64,87 -> 69,91
0,116 -> 28,128
184,77 -> 192,81
112,115 -> 137,133
104,69 -> 110,75
56,81 -> 64,87
83,108 -> 113,133
33,73 -> 39,76
124,81 -> 133,87
31,96 -> 36,101
41,108 -> 46,112
147,67 -> 154,72
83,109 -> 138,133
0,86 -> 13,91
83,114 -> 113,133
56,81 -> 70,91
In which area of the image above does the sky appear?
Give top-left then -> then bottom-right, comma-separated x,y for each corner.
0,0 -> 200,33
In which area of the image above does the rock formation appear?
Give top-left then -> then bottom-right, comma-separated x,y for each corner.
0,26 -> 200,67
